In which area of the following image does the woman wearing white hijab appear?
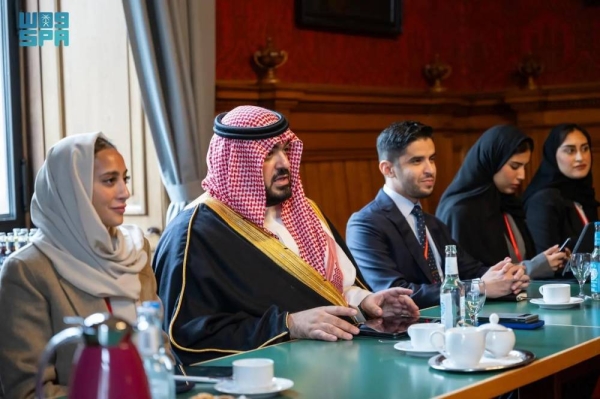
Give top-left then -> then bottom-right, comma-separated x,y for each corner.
0,132 -> 160,399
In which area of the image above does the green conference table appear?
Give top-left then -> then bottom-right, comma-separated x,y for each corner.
182,282 -> 600,398
420,281 -> 600,328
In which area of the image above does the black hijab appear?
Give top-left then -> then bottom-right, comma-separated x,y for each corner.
436,125 -> 536,266
523,123 -> 599,221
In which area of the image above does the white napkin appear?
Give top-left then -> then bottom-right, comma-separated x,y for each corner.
443,351 -> 522,368
479,351 -> 523,366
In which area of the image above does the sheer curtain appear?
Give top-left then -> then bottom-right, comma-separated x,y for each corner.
122,0 -> 215,223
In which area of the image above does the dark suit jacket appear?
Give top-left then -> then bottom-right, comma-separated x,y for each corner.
346,189 -> 487,308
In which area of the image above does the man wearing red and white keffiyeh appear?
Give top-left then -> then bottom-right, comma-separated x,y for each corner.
153,106 -> 419,364
201,106 -> 418,341
202,106 -> 345,293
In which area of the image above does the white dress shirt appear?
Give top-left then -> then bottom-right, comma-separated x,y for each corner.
383,185 -> 444,278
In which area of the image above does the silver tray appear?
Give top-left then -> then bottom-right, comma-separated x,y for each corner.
428,349 -> 535,373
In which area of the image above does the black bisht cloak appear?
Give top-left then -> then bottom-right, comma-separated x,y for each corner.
153,203 -> 370,365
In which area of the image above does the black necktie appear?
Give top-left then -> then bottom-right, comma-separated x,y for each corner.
411,205 -> 441,283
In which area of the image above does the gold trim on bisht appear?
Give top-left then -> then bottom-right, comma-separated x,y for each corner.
169,193 -> 359,355
202,193 -> 348,307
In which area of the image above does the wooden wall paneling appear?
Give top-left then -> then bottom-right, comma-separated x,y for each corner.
511,95 -> 600,191
344,159 -> 379,216
573,121 -> 598,204
419,128 -> 481,215
315,161 -> 344,233
217,81 -> 600,238
301,158 -> 382,235
333,161 -> 354,232
299,163 -> 324,209
522,128 -> 549,186
428,131 -> 455,214
587,126 -> 600,200
594,151 -> 600,199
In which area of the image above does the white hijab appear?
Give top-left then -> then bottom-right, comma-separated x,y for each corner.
30,132 -> 147,324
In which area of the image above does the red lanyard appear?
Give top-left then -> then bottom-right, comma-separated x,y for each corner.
104,298 -> 113,314
503,214 -> 523,262
573,202 -> 589,226
424,234 -> 429,260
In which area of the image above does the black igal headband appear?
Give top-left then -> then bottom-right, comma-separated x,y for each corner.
213,111 -> 289,140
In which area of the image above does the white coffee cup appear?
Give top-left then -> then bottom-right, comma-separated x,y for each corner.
539,283 -> 571,304
232,358 -> 274,390
407,323 -> 445,350
430,327 -> 486,368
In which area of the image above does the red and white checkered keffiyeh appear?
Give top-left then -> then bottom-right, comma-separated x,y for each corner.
202,106 -> 344,293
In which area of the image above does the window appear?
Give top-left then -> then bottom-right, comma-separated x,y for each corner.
0,0 -> 25,230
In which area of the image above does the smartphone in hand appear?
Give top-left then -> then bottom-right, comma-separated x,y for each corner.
558,237 -> 571,252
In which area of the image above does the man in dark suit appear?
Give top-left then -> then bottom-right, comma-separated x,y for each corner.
346,121 -> 530,308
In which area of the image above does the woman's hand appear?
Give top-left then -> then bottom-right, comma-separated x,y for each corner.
543,244 -> 568,272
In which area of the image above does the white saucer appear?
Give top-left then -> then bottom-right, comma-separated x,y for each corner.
214,377 -> 294,398
530,297 -> 584,309
394,341 -> 439,357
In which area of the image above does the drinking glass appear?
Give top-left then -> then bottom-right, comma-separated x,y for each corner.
464,279 -> 486,326
570,253 -> 591,299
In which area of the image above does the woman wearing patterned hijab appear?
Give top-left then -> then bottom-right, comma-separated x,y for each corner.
523,124 -> 599,254
0,133 -> 161,399
436,125 -> 567,279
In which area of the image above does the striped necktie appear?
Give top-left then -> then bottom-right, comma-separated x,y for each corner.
411,205 -> 441,283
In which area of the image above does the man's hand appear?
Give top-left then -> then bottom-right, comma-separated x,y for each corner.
359,287 -> 420,319
482,258 -> 530,297
287,306 -> 360,341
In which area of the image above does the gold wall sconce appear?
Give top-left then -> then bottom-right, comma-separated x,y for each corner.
518,53 -> 544,90
253,37 -> 288,85
423,54 -> 452,93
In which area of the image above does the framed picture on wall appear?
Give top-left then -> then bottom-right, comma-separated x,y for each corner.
295,0 -> 402,37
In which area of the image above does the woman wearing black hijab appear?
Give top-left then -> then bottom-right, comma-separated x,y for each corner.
436,125 -> 567,279
523,123 -> 599,254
